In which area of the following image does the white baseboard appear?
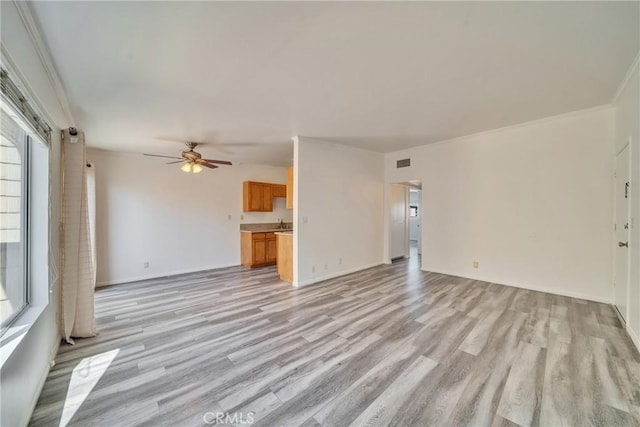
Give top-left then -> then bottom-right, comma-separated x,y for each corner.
96,263 -> 240,287
294,262 -> 382,287
33,339 -> 59,408
423,267 -> 613,305
627,325 -> 640,354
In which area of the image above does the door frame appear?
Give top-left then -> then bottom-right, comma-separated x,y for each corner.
388,183 -> 410,261
385,181 -> 423,263
614,140 -> 632,323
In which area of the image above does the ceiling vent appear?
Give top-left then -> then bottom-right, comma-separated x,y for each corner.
396,158 -> 411,168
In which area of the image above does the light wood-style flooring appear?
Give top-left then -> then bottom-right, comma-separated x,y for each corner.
30,254 -> 640,426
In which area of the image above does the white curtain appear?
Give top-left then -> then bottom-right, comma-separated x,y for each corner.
61,128 -> 97,343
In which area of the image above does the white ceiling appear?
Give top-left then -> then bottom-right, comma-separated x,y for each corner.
30,1 -> 639,166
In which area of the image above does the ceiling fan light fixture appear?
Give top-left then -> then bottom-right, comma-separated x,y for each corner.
181,162 -> 192,173
192,163 -> 203,174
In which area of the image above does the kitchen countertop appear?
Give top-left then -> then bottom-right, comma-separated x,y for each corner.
240,229 -> 293,233
274,231 -> 293,236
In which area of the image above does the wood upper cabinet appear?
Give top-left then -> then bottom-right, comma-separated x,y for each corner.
243,182 -> 272,212
286,166 -> 293,209
272,184 -> 286,198
262,184 -> 273,211
243,181 -> 286,212
241,231 -> 277,267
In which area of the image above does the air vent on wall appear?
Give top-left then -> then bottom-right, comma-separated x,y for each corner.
396,158 -> 411,168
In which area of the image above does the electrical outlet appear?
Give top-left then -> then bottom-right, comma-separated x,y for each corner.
144,261 -> 149,268
302,216 -> 309,224
338,257 -> 342,265
324,263 -> 328,270
240,214 -> 244,220
473,261 -> 479,269
228,214 -> 232,220
311,265 -> 315,273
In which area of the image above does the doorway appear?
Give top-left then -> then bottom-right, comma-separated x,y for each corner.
388,182 -> 422,263
389,184 -> 408,260
409,188 -> 422,257
615,141 -> 631,322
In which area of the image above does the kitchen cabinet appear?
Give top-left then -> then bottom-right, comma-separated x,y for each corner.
273,184 -> 286,198
276,232 -> 293,282
286,166 -> 293,209
243,182 -> 273,212
266,234 -> 277,263
243,182 -> 286,212
241,231 -> 277,267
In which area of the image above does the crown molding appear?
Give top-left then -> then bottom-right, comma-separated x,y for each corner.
612,50 -> 640,106
12,0 -> 75,126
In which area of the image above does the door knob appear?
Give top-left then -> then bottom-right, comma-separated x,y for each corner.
619,241 -> 629,248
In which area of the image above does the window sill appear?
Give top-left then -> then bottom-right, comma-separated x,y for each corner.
0,303 -> 49,369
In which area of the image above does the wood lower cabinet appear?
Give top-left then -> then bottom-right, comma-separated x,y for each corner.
241,232 -> 277,267
266,235 -> 277,263
252,236 -> 266,265
276,233 -> 293,282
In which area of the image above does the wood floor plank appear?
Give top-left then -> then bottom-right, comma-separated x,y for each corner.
496,342 -> 546,426
347,355 -> 438,427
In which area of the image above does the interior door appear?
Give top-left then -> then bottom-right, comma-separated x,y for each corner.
390,184 -> 408,260
615,144 -> 630,322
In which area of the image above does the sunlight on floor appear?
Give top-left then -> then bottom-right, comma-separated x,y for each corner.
59,348 -> 119,427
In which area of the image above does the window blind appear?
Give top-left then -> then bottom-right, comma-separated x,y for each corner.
0,67 -> 51,145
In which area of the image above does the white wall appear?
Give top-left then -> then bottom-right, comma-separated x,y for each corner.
0,2 -> 66,426
88,149 -> 292,285
295,137 -> 384,286
386,107 -> 615,303
613,55 -> 640,349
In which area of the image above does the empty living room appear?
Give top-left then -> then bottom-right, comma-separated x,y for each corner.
1,1 -> 639,426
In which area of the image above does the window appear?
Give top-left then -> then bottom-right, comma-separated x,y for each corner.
0,111 -> 29,329
409,205 -> 418,217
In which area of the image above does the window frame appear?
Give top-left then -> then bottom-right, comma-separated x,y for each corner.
0,125 -> 31,333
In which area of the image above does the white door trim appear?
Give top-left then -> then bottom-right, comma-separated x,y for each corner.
614,139 -> 631,323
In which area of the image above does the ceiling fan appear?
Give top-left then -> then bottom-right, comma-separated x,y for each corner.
143,142 -> 232,173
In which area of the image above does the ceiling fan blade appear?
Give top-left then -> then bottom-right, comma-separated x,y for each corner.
202,159 -> 233,165
199,162 -> 218,169
144,153 -> 182,160
166,160 -> 184,164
